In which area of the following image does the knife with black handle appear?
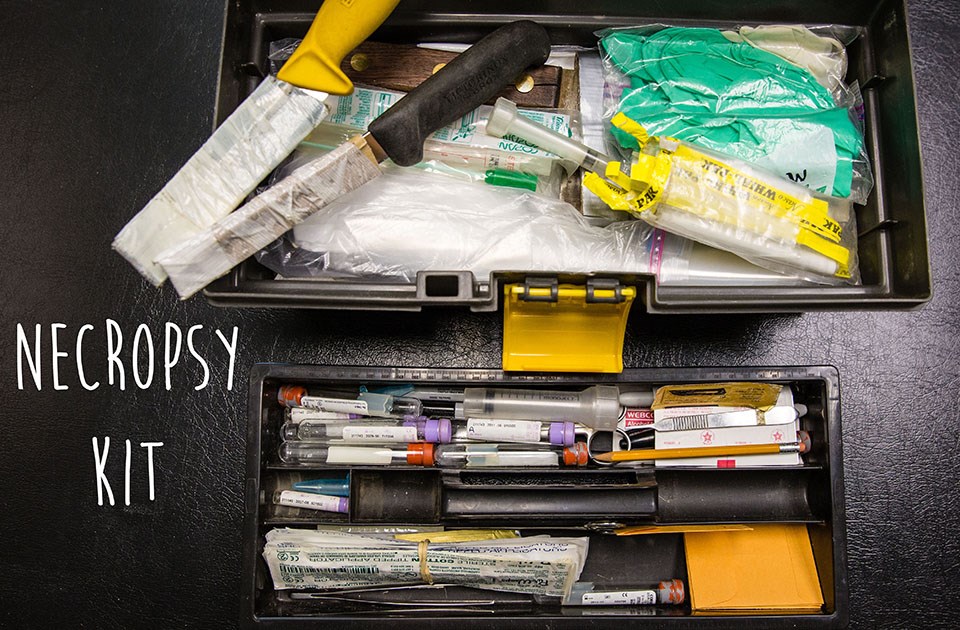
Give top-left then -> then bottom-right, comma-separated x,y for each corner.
366,20 -> 552,166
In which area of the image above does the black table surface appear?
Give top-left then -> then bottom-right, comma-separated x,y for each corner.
1,1 -> 958,628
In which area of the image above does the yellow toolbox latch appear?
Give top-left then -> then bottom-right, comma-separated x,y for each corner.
502,278 -> 636,373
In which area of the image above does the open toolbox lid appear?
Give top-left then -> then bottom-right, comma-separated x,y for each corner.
198,0 -> 931,374
205,0 -> 929,315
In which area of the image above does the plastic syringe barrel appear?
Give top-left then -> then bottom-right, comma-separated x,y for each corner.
486,97 -> 613,172
462,385 -> 621,430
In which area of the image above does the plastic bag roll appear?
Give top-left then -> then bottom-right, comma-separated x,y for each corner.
113,76 -> 329,285
157,141 -> 382,298
275,169 -> 689,283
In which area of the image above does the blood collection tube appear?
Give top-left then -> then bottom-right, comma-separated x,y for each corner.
278,441 -> 589,468
427,442 -> 589,468
462,386 -> 621,429
565,579 -> 685,606
282,416 -> 453,444
272,490 -> 349,514
285,407 -> 358,423
454,418 -> 576,446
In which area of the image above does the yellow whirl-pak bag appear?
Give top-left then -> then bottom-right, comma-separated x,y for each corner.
584,113 -> 859,284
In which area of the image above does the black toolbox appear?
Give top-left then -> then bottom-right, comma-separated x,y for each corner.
208,0 -> 929,314
242,365 -> 847,627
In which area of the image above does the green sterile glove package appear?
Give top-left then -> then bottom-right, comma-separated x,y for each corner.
599,25 -> 873,204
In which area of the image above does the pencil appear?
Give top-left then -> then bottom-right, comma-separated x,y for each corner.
593,441 -> 806,463
614,524 -> 754,536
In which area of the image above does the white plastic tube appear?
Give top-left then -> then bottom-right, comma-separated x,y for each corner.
653,204 -> 839,277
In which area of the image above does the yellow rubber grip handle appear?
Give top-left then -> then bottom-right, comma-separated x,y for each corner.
277,0 -> 402,94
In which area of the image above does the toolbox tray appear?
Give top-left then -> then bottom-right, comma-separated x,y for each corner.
207,0 -> 928,314
243,365 -> 847,627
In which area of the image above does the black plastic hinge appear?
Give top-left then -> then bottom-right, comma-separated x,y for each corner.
520,277 -> 559,302
586,278 -> 626,303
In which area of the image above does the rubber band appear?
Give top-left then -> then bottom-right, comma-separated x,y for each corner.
586,429 -> 632,466
418,539 -> 434,584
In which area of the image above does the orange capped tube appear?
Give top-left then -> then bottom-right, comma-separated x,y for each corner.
279,441 -> 589,468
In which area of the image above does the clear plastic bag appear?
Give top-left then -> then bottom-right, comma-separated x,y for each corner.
598,25 -> 873,204
480,95 -> 856,285
323,85 -> 581,192
255,169 -> 692,283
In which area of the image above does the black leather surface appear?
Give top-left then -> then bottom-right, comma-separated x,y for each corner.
1,1 -> 958,628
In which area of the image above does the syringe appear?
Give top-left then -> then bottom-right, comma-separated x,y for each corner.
302,120 -> 560,177
282,416 -> 453,444
461,386 -> 633,430
487,97 -> 616,173
485,97 -> 847,279
278,441 -> 589,468
422,139 -> 559,177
